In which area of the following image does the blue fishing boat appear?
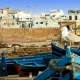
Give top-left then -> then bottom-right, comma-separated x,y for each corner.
13,43 -> 65,77
13,53 -> 57,77
34,43 -> 80,80
14,57 -> 46,76
0,52 -> 53,75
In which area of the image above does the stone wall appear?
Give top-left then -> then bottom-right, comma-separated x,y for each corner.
0,28 -> 61,43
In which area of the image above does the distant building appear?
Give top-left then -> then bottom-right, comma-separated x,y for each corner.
50,10 -> 64,19
0,8 -> 77,28
68,9 -> 80,20
58,15 -> 68,21
32,10 -> 64,28
33,14 -> 46,28
0,8 -> 20,28
14,11 -> 33,28
0,9 -> 8,19
58,20 -> 80,35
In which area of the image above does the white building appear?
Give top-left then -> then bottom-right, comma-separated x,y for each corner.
50,10 -> 64,20
0,9 -> 20,28
68,10 -> 80,20
14,11 -> 33,28
58,15 -> 68,21
32,13 -> 60,28
14,11 -> 32,21
0,9 -> 8,19
45,13 -> 60,28
32,14 -> 46,28
0,8 -> 69,28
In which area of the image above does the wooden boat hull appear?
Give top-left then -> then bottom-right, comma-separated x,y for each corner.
14,62 -> 45,77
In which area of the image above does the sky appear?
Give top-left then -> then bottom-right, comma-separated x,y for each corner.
0,0 -> 80,14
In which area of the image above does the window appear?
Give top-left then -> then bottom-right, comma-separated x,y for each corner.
29,23 -> 32,28
69,16 -> 72,20
78,25 -> 80,29
12,23 -> 14,25
40,22 -> 43,24
46,22 -> 48,26
13,16 -> 15,19
0,17 -> 2,19
26,18 -> 29,20
53,15 -> 55,17
75,16 -> 77,20
36,22 -> 38,24
61,15 -> 64,17
22,24 -> 25,28
2,11 -> 3,14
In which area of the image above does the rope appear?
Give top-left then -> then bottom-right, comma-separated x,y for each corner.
49,59 -> 73,71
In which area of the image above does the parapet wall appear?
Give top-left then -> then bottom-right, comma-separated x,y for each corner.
0,28 -> 61,43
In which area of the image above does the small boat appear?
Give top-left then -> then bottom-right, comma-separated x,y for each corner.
0,43 -> 68,76
14,57 -> 46,76
0,52 -> 53,75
